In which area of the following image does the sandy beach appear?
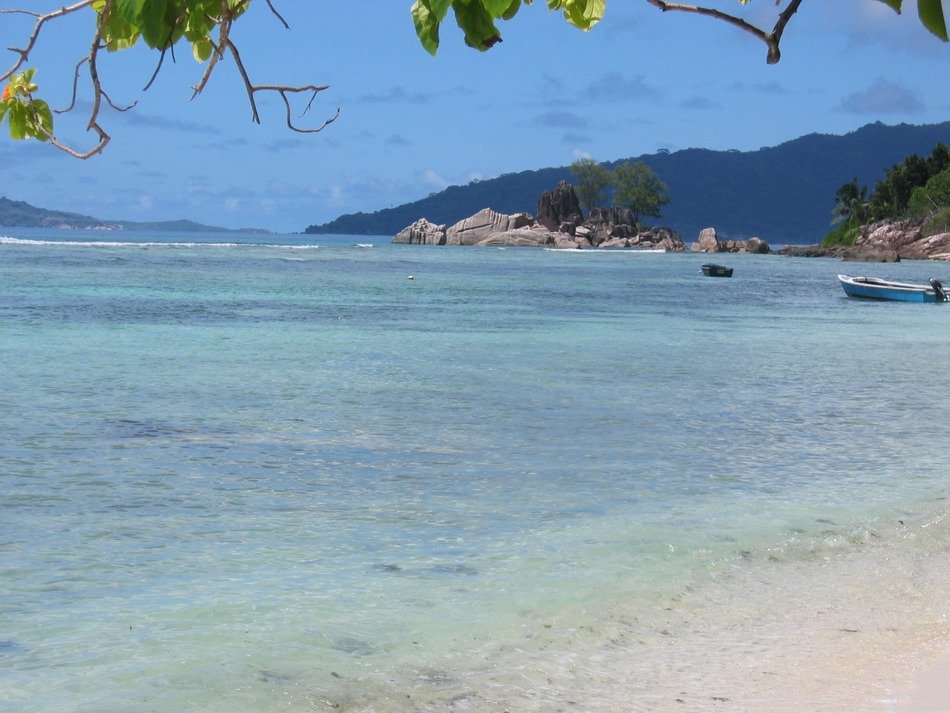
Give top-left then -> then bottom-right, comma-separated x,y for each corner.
904,652 -> 950,713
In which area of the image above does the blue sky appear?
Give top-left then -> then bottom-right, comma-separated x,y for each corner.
1,1 -> 948,233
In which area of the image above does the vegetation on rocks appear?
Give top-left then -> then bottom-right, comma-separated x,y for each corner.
570,158 -> 669,228
823,143 -> 950,247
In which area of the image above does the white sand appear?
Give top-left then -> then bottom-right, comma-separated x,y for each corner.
903,651 -> 950,713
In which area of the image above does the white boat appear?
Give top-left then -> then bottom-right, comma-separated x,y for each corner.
837,274 -> 948,303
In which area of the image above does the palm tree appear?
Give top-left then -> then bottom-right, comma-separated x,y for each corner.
831,179 -> 869,226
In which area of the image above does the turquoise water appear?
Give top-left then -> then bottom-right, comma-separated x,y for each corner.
1,230 -> 948,712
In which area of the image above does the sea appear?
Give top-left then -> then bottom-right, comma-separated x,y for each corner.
1,229 -> 948,713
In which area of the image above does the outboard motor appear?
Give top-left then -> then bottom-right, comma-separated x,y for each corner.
930,278 -> 947,302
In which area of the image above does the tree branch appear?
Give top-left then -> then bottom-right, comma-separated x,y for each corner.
644,0 -> 805,64
226,39 -> 338,133
769,0 -> 804,62
2,0 -> 94,81
263,0 -> 290,30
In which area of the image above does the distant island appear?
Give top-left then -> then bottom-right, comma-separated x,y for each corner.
306,121 -> 950,244
0,196 -> 270,234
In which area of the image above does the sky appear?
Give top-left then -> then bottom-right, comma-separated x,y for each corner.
1,0 -> 948,233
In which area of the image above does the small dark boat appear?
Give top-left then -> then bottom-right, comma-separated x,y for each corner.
701,263 -> 733,277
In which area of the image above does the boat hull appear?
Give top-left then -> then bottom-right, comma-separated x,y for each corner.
701,263 -> 733,277
837,274 -> 943,303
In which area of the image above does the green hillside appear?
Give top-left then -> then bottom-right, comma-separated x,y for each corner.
0,196 -> 119,230
306,121 -> 950,244
0,197 -> 268,233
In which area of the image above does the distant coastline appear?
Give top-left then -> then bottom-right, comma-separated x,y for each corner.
306,120 -> 950,244
0,196 -> 270,234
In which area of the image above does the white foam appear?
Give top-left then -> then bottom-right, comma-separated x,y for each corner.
542,247 -> 667,254
0,236 -> 320,250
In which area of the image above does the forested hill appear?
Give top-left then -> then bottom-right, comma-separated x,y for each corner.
0,197 -> 268,233
306,121 -> 950,244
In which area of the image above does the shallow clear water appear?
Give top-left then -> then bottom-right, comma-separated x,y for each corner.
1,230 -> 948,712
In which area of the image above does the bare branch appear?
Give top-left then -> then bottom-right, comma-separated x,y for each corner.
225,38 -> 337,133
224,37 -> 261,123
191,1 -> 234,98
2,1 -> 94,81
75,0 -> 111,157
5,0 -> 336,157
769,0 -> 805,62
41,130 -> 108,159
99,88 -> 137,114
142,48 -> 168,92
264,0 -> 290,30
278,92 -> 340,134
644,0 -> 805,64
57,56 -> 88,114
37,0 -> 111,159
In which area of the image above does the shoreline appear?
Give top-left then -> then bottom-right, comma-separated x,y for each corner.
312,504 -> 950,712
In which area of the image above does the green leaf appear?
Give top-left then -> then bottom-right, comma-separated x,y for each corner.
501,0 -> 522,21
482,0 -> 515,14
876,0 -> 903,12
452,0 -> 503,50
27,99 -> 53,141
412,1 -> 443,55
113,0 -> 176,49
546,0 -> 603,31
184,9 -> 215,42
562,0 -> 605,30
918,0 -> 948,40
99,2 -> 141,51
8,102 -> 28,139
192,36 -> 213,62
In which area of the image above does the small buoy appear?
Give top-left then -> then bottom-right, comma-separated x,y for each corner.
407,275 -> 414,280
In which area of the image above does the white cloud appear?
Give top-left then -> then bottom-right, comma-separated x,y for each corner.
421,169 -> 451,190
839,77 -> 926,114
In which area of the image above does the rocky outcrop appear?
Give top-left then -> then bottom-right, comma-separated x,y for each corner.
537,181 -> 583,231
445,208 -> 532,246
745,237 -> 770,254
393,208 -> 687,251
897,231 -> 950,260
859,218 -> 950,260
693,227 -> 720,253
690,226 -> 771,254
589,206 -> 636,228
393,182 -> 690,251
778,244 -> 899,262
778,218 -> 950,261
393,218 -> 446,245
475,225 -> 557,247
596,226 -> 685,251
860,218 -> 924,252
